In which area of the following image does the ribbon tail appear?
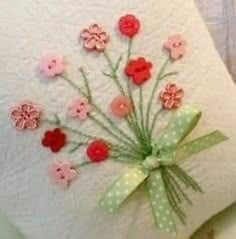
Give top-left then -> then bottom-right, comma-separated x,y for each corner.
147,171 -> 176,234
174,130 -> 228,161
0,209 -> 24,239
153,105 -> 201,154
100,166 -> 149,213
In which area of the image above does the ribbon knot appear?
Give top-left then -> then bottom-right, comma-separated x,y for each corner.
100,105 -> 228,234
142,155 -> 161,171
142,152 -> 175,171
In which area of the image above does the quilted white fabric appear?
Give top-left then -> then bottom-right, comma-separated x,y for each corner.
196,0 -> 236,82
0,0 -> 236,239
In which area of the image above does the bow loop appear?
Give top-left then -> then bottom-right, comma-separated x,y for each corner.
153,105 -> 201,153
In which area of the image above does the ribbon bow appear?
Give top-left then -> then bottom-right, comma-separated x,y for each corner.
100,105 -> 228,234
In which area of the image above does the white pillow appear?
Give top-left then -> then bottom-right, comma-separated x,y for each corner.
196,0 -> 236,81
0,0 -> 235,239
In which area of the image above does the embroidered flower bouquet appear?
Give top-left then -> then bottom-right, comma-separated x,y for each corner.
9,14 -> 228,236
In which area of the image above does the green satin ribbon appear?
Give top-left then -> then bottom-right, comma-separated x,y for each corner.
100,105 -> 228,234
0,209 -> 24,239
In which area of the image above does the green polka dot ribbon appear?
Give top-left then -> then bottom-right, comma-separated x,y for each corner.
100,105 -> 228,235
0,209 -> 24,239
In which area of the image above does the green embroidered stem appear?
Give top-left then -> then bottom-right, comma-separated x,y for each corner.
103,51 -> 125,94
115,54 -> 123,71
45,116 -> 142,160
78,68 -> 139,147
139,86 -> 145,136
169,166 -> 203,193
131,111 -> 151,154
61,74 -> 139,149
74,161 -> 94,168
43,116 -> 103,140
88,114 -> 133,147
137,87 -> 151,152
109,154 -> 142,163
110,142 -> 145,159
145,59 -> 170,133
149,108 -> 163,141
165,168 -> 193,205
89,114 -> 146,156
161,169 -> 185,216
61,74 -> 87,97
169,166 -> 192,189
110,149 -> 143,161
103,50 -> 149,151
162,184 -> 186,224
79,67 -> 92,101
125,38 -> 147,148
126,38 -> 132,63
91,104 -> 140,147
125,38 -> 137,121
68,141 -> 86,153
127,116 -> 147,146
161,170 -> 186,223
162,169 -> 182,204
104,41 -> 149,152
170,165 -> 203,193
160,72 -> 178,80
148,72 -> 178,140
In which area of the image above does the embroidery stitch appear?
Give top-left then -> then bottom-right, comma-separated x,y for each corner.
9,13 -> 228,236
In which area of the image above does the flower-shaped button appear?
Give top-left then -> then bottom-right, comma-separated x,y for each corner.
159,82 -> 184,110
68,97 -> 91,120
86,139 -> 109,162
118,14 -> 140,38
10,101 -> 40,130
110,95 -> 132,117
42,128 -> 66,153
80,24 -> 109,52
125,57 -> 152,85
164,35 -> 186,60
39,53 -> 65,78
49,160 -> 77,188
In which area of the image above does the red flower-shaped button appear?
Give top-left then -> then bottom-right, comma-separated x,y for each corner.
118,14 -> 140,38
125,57 -> 152,85
86,139 -> 109,162
42,128 -> 66,153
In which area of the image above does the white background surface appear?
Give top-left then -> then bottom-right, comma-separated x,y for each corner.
0,0 -> 236,238
195,1 -> 236,238
196,0 -> 236,82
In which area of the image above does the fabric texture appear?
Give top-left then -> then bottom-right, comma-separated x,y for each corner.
196,0 -> 236,82
0,0 -> 236,239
